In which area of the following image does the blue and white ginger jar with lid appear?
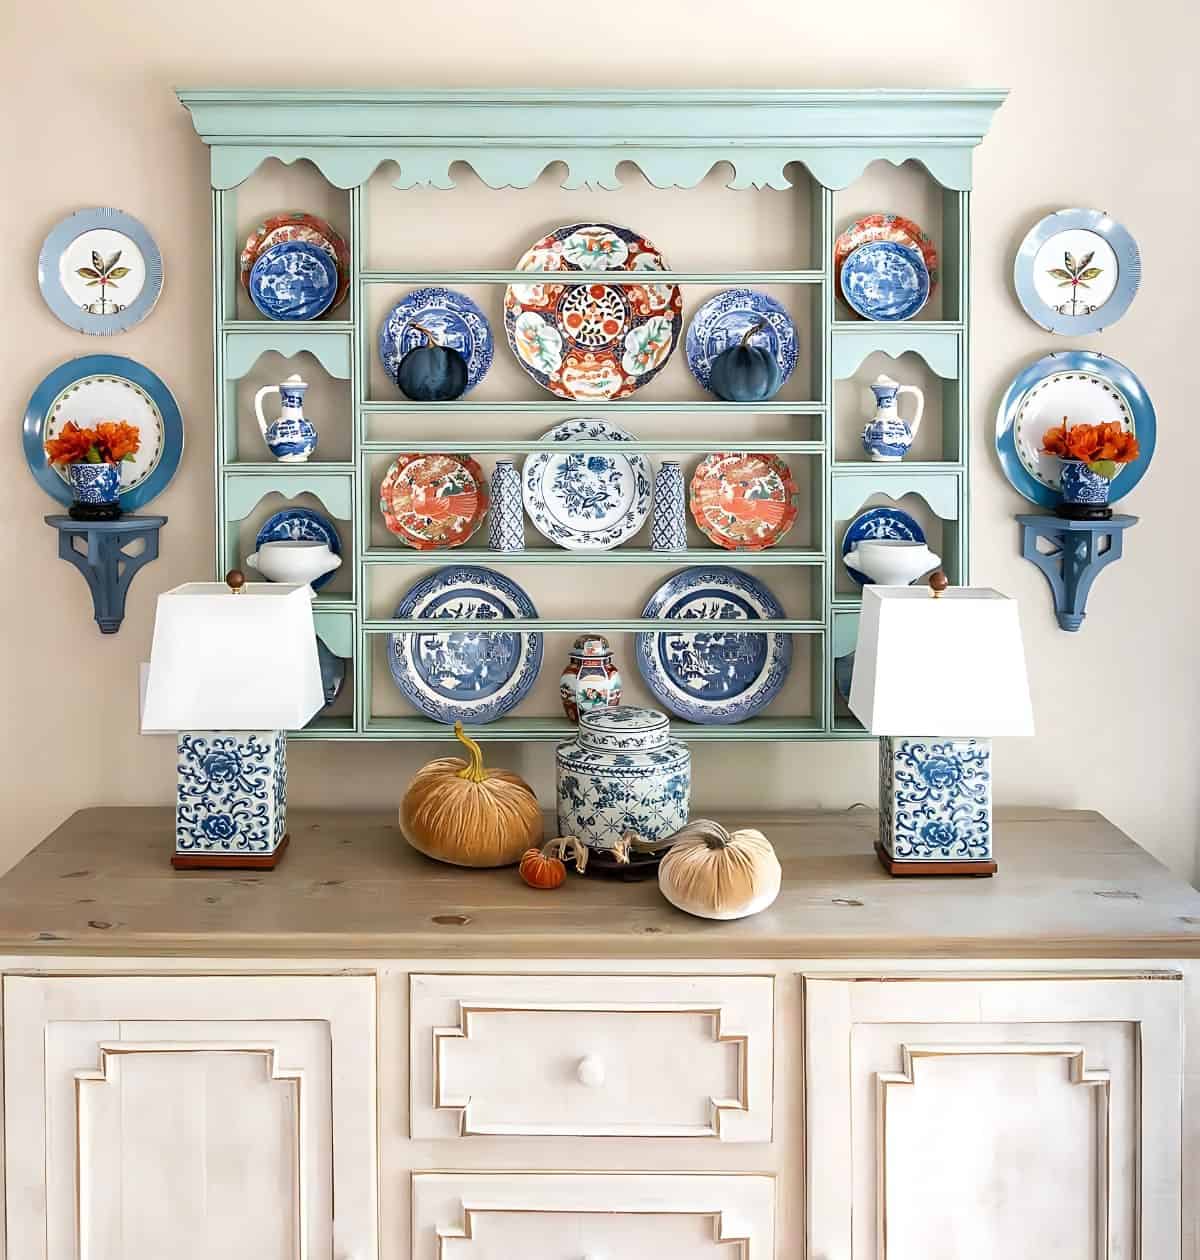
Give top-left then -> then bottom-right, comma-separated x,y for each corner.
555,705 -> 691,851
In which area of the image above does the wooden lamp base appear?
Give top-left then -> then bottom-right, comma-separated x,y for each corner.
173,834 -> 290,870
875,841 -> 996,877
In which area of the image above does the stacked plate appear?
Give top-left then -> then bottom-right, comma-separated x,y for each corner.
835,214 -> 937,322
241,212 -> 350,321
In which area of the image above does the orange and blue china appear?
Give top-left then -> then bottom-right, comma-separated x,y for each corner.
635,566 -> 792,725
254,507 -> 342,591
239,211 -> 350,313
834,213 -> 939,308
378,288 -> 493,395
504,222 -> 683,400
862,373 -> 925,462
255,373 -> 318,462
387,565 -> 542,725
379,453 -> 488,551
560,634 -> 623,722
689,452 -> 799,552
685,288 -> 797,398
840,241 -> 930,321
841,507 -> 926,586
248,240 -> 338,321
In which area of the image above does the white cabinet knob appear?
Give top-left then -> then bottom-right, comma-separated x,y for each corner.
576,1055 -> 606,1087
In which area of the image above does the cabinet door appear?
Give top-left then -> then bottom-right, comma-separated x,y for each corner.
4,974 -> 377,1260
804,973 -> 1182,1260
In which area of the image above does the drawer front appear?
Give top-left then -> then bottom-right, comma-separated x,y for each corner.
410,973 -> 773,1140
413,1171 -> 775,1259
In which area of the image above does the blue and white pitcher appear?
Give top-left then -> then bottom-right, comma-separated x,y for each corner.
861,374 -> 924,462
255,373 -> 318,462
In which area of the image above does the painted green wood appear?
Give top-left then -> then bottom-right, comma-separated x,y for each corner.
362,547 -> 823,566
831,471 -> 961,521
360,714 -> 825,742
363,618 -> 825,634
224,471 -> 355,521
831,329 -> 960,380
832,611 -> 860,660
360,400 -> 824,414
362,439 -> 823,455
361,270 -> 824,285
224,330 -> 353,380
313,609 -> 355,659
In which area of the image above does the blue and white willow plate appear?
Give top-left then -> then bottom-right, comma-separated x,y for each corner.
248,240 -> 338,321
378,287 -> 494,394
387,565 -> 542,724
840,240 -> 930,321
840,507 -> 925,586
256,508 -> 342,592
522,418 -> 652,551
635,566 -> 792,725
684,288 -> 798,392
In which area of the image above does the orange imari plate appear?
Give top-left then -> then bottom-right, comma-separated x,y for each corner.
689,453 -> 799,551
379,453 -> 488,550
834,214 -> 939,309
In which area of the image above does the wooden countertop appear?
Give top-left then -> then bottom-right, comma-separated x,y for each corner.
0,807 -> 1197,959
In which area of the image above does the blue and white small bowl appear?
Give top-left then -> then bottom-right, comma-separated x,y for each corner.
67,462 -> 120,506
840,240 -> 930,321
249,240 -> 338,322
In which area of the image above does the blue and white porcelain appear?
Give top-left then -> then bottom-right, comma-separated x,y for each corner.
387,565 -> 542,724
1058,460 -> 1111,507
862,374 -> 924,462
684,288 -> 797,393
522,418 -> 652,551
255,508 -> 342,592
23,354 -> 184,511
378,288 -> 494,395
316,636 -> 347,710
556,705 -> 690,850
879,736 -> 993,864
834,651 -> 855,702
650,461 -> 688,552
174,730 -> 287,862
636,567 -> 792,725
488,459 -> 525,552
841,508 -> 926,586
255,373 -> 318,462
840,241 -> 930,321
995,351 -> 1156,509
67,462 -> 120,506
248,239 -> 338,322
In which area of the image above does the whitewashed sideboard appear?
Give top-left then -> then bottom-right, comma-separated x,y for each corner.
0,806 -> 1196,1259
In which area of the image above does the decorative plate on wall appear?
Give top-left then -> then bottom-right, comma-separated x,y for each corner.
834,213 -> 939,307
995,350 -> 1156,508
684,289 -> 797,394
38,208 -> 163,334
378,288 -> 493,394
689,452 -> 799,551
840,241 -> 930,321
23,354 -> 183,510
504,222 -> 683,400
1013,208 -> 1141,335
240,211 -> 350,313
387,565 -> 543,724
248,240 -> 338,321
840,507 -> 926,586
635,566 -> 792,725
256,507 -> 342,591
379,453 -> 489,550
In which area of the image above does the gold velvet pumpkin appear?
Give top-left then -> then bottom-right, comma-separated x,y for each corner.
658,818 -> 781,920
400,723 -> 543,867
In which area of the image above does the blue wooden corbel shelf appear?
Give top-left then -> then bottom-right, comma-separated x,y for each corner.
46,515 -> 167,634
1017,514 -> 1136,632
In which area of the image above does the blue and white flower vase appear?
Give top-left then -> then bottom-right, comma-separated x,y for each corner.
488,458 -> 525,552
67,461 -> 121,521
255,374 -> 318,463
1057,460 -> 1112,518
861,374 -> 924,462
650,460 -> 687,552
556,706 -> 690,851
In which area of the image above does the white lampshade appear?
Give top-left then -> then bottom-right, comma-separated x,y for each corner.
141,581 -> 324,731
849,585 -> 1034,736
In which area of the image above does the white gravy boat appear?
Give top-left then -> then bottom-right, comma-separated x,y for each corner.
843,539 -> 940,586
245,540 -> 342,586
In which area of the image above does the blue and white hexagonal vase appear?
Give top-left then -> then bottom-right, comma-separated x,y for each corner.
488,458 -> 525,552
879,736 -> 993,868
172,731 -> 288,868
650,461 -> 688,552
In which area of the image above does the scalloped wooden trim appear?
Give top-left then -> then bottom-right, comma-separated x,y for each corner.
224,472 -> 354,521
832,330 -> 960,380
224,331 -> 352,380
833,472 -> 960,521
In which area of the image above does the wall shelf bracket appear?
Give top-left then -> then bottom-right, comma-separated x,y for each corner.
46,515 -> 167,635
1017,513 -> 1136,632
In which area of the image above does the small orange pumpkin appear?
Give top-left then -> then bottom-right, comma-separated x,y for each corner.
519,836 -> 589,890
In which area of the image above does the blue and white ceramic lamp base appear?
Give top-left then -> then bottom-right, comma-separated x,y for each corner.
876,736 -> 996,876
171,730 -> 290,869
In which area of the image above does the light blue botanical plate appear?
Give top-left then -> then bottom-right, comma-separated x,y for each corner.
378,287 -> 494,394
635,566 -> 792,725
841,507 -> 925,586
840,240 -> 930,321
387,565 -> 542,725
522,418 -> 652,551
256,508 -> 342,591
684,288 -> 797,392
248,240 -> 338,321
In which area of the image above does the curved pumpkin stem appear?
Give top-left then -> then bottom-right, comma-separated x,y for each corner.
409,322 -> 440,348
453,721 -> 487,783
674,817 -> 732,850
738,319 -> 766,349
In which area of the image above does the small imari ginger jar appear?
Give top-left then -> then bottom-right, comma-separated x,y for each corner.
67,462 -> 121,520
560,634 -> 622,722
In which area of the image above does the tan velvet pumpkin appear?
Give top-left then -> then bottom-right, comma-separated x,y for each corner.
658,818 -> 781,920
400,722 -> 543,867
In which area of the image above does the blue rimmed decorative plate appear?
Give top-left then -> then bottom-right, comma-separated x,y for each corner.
38,208 -> 163,335
1013,209 -> 1141,335
841,507 -> 925,586
23,354 -> 184,511
378,288 -> 494,395
256,508 -> 342,591
522,418 -> 652,552
684,288 -> 797,393
635,566 -> 792,725
840,240 -> 930,321
249,240 -> 338,321
387,565 -> 543,725
995,350 -> 1155,508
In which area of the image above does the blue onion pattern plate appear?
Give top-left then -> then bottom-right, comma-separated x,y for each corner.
378,287 -> 494,395
256,508 -> 342,591
635,566 -> 792,725
387,565 -> 543,724
840,241 -> 930,321
248,240 -> 338,321
522,418 -> 652,551
841,508 -> 925,586
684,288 -> 798,392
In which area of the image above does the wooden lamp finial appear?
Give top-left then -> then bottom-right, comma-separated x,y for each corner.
225,569 -> 246,594
928,570 -> 949,598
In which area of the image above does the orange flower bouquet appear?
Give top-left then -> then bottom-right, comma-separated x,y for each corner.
44,420 -> 140,520
1041,416 -> 1139,512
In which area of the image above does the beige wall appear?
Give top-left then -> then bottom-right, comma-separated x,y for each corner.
3,0 -> 1196,881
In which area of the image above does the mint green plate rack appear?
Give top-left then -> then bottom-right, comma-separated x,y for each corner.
179,89 -> 1004,743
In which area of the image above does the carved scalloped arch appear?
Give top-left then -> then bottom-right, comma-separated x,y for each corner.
224,332 -> 352,381
832,331 -> 960,381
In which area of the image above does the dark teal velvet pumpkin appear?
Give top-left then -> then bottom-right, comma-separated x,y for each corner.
394,324 -> 469,401
708,320 -> 782,402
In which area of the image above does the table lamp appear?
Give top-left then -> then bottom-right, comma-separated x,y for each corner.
141,571 -> 324,869
848,575 -> 1034,877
